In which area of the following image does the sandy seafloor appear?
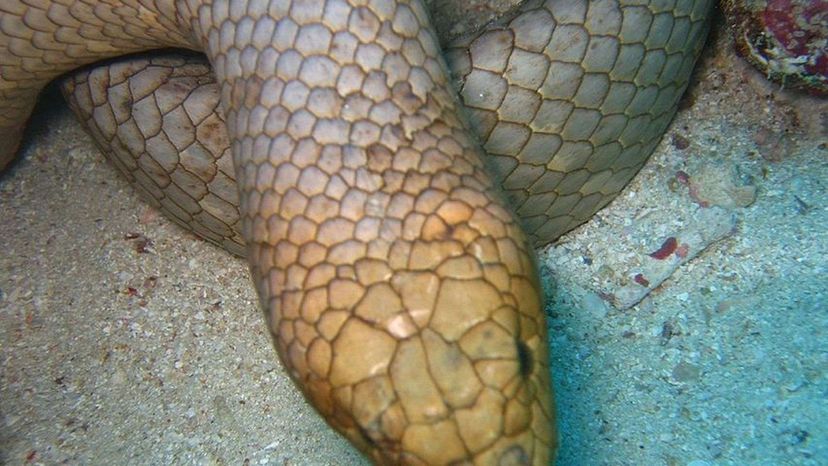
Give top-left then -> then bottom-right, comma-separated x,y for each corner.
1,17 -> 826,466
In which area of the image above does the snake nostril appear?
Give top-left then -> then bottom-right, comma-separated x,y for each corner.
515,339 -> 533,379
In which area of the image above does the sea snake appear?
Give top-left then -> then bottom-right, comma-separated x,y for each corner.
1,1 -> 712,463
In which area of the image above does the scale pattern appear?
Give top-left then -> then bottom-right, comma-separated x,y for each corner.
447,0 -> 712,243
63,0 -> 713,250
62,54 -> 246,255
2,0 -> 716,464
0,0 -> 196,168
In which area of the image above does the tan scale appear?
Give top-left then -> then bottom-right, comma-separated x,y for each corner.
1,0 -> 715,464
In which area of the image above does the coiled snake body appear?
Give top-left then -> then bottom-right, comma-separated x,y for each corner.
1,1 -> 712,464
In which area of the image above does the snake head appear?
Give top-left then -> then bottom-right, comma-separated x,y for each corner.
257,223 -> 559,464
252,229 -> 557,465
336,272 -> 557,465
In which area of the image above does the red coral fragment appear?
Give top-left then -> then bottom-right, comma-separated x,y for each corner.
649,236 -> 678,259
634,273 -> 650,287
764,0 -> 828,90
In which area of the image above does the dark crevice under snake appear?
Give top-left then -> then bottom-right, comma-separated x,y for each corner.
1,1 -> 714,464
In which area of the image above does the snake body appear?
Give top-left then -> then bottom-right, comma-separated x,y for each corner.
1,1 -> 712,464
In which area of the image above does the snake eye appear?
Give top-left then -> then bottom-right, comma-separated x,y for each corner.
515,339 -> 533,379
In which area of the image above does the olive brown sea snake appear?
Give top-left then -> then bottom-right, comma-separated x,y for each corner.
1,1 -> 713,463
